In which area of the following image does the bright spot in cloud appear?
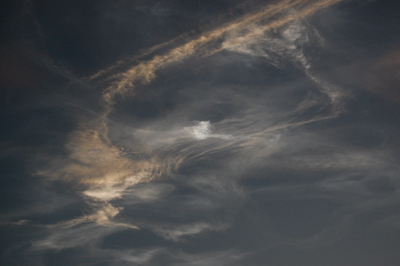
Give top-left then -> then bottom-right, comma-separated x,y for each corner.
185,121 -> 232,140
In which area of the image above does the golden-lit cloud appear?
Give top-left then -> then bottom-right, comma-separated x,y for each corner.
101,0 -> 344,110
39,0 -> 346,230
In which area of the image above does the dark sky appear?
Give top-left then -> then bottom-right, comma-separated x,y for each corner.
1,0 -> 400,265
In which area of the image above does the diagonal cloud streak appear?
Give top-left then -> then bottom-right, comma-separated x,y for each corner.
34,0 -> 348,250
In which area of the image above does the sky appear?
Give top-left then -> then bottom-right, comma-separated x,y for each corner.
1,0 -> 400,265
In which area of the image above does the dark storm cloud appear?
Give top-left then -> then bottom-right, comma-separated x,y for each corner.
2,0 -> 400,265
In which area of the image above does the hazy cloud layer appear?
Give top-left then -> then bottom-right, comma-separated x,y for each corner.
1,0 -> 400,265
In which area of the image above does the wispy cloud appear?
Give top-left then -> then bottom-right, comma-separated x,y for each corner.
185,121 -> 233,140
100,0 -> 345,108
29,0 -> 354,259
4,1 -> 400,266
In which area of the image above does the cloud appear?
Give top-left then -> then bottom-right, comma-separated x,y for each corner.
127,183 -> 176,202
4,1 -> 400,266
223,18 -> 347,109
153,222 -> 226,241
25,0 -> 397,263
73,0 -> 347,202
98,0 -> 346,109
32,223 -> 115,250
170,250 -> 241,266
185,121 -> 233,140
118,248 -> 165,264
